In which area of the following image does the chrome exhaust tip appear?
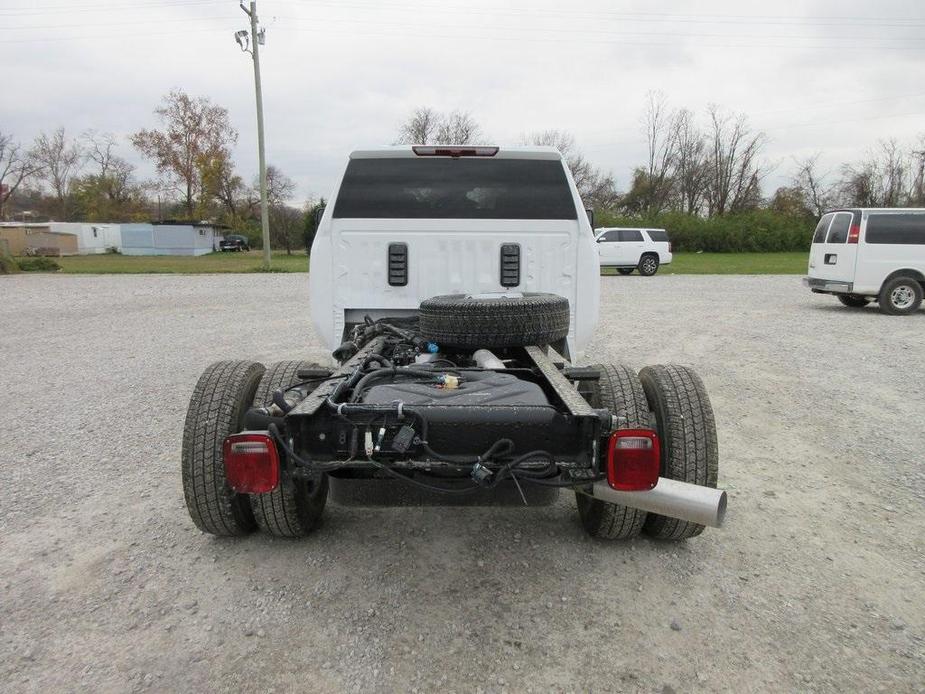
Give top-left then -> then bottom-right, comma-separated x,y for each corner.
591,478 -> 727,528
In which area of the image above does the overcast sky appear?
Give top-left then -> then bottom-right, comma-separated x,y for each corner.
2,0 -> 924,204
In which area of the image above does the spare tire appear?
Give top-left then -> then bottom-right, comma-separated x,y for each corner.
419,292 -> 570,349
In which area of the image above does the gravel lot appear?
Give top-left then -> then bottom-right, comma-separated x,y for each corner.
1,273 -> 923,693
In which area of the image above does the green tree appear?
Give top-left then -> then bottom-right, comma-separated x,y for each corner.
303,198 -> 326,252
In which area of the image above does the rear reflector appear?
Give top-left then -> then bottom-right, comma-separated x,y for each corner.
412,146 -> 499,157
606,429 -> 661,491
848,224 -> 860,244
223,432 -> 280,494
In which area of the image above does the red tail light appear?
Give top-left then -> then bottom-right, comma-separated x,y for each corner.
223,432 -> 280,493
606,429 -> 661,491
848,224 -> 860,244
668,242 -> 673,253
412,146 -> 499,157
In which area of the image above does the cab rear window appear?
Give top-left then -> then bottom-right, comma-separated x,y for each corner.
865,214 -> 925,244
332,158 -> 578,220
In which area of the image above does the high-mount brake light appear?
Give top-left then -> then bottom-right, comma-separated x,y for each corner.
606,429 -> 661,491
848,224 -> 860,244
412,146 -> 499,157
223,432 -> 280,494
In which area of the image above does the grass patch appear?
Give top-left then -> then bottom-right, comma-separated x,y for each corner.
31,250 -> 807,276
602,252 -> 808,276
47,251 -> 309,274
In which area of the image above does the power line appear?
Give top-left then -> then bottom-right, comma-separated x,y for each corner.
0,0 -> 225,15
3,16 -> 236,31
291,0 -> 925,28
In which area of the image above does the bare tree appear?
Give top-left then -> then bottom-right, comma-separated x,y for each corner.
396,107 -> 441,145
31,128 -> 85,220
792,155 -> 832,216
836,139 -> 913,207
263,164 -> 299,253
435,110 -> 482,145
704,105 -> 768,215
264,164 -> 296,207
81,130 -> 138,206
911,136 -> 925,206
671,109 -> 708,214
132,89 -> 238,218
641,92 -> 678,214
269,204 -> 303,255
524,130 -> 619,208
0,132 -> 43,219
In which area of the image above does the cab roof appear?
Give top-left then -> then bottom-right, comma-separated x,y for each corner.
349,145 -> 564,160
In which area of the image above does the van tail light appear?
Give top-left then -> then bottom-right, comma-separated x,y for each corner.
412,146 -> 499,157
848,224 -> 860,244
606,429 -> 661,491
223,432 -> 280,493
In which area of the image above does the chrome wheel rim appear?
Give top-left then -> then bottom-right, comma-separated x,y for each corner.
891,285 -> 915,309
642,258 -> 657,274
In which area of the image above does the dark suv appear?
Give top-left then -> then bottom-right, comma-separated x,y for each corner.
220,234 -> 250,252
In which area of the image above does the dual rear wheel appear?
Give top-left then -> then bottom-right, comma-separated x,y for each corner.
576,363 -> 719,541
181,360 -> 329,538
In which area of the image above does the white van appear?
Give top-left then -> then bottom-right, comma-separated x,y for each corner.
804,208 -> 925,315
595,227 -> 672,276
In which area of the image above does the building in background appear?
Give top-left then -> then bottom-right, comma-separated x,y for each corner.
0,224 -> 79,256
119,221 -> 226,256
0,220 -> 227,256
47,222 -> 120,254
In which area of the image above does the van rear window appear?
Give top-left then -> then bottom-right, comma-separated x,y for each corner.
647,230 -> 669,242
826,213 -> 851,244
332,158 -> 578,220
812,213 -> 833,243
865,214 -> 925,244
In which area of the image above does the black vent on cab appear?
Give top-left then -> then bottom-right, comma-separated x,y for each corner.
388,243 -> 408,286
500,243 -> 520,287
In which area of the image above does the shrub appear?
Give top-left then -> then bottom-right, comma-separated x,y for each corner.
594,210 -> 815,253
17,257 -> 62,272
0,254 -> 20,274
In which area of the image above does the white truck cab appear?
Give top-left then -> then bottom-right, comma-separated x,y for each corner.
804,208 -> 925,314
309,145 -> 600,356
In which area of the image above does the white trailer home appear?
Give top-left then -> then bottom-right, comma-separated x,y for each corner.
47,222 -> 116,254
119,222 -> 224,256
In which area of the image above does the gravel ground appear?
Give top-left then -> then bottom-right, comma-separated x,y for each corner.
1,273 -> 923,693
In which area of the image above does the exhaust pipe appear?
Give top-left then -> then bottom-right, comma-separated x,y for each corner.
591,478 -> 727,528
473,349 -> 506,370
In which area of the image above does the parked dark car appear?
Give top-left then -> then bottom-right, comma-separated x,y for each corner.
220,235 -> 250,252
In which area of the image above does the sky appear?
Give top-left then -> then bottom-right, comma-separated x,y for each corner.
2,0 -> 924,205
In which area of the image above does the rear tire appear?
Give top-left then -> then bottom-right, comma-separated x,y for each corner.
838,294 -> 871,308
639,365 -> 718,540
617,268 -> 634,275
878,277 -> 923,315
575,364 -> 650,540
182,360 -> 265,536
250,360 -> 329,537
638,254 -> 660,276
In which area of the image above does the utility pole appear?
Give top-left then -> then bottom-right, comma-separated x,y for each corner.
236,2 -> 271,270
